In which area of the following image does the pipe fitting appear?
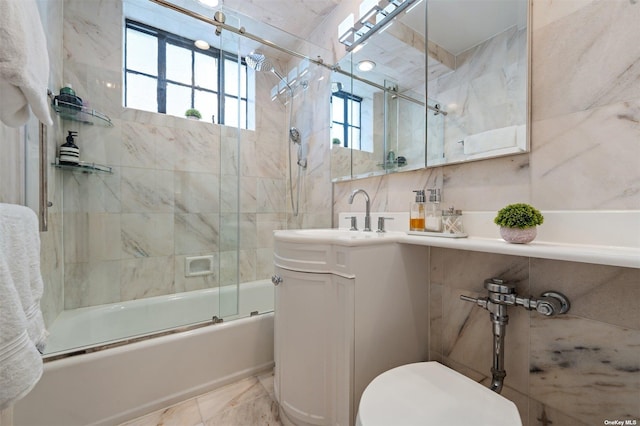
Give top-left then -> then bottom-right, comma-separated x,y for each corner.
460,277 -> 571,394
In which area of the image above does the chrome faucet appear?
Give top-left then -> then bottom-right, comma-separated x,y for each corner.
348,189 -> 371,231
460,278 -> 570,394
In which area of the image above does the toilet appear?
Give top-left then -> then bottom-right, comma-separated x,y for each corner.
356,362 -> 522,426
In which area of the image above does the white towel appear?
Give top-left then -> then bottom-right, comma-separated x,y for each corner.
0,203 -> 48,411
0,0 -> 53,127
463,126 -> 518,155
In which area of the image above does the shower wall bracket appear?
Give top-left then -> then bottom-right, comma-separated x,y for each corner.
460,278 -> 570,393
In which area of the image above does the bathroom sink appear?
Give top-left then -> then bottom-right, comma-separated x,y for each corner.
274,228 -> 404,245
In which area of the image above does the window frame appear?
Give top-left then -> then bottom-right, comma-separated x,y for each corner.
330,90 -> 363,150
124,19 -> 249,128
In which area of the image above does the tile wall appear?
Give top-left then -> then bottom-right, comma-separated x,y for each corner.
331,0 -> 640,424
52,0 -> 334,312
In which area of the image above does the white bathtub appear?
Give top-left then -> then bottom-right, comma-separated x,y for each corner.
45,280 -> 275,355
13,280 -> 275,426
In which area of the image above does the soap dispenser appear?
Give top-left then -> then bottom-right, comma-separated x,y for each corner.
425,188 -> 442,232
59,131 -> 80,165
410,189 -> 426,231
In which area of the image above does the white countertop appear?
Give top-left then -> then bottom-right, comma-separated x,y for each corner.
301,210 -> 640,269
400,234 -> 639,268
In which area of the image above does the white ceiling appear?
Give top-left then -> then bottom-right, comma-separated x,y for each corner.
126,0 -> 527,94
220,0 -> 341,40
425,0 -> 528,56
128,0 -> 527,60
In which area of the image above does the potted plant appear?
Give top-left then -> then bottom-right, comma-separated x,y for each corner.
332,138 -> 342,146
185,108 -> 202,120
494,203 -> 544,244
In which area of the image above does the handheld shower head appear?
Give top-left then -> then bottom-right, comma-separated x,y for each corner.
289,127 -> 301,144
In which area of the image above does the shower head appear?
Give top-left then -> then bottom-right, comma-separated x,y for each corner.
245,53 -> 273,72
289,127 -> 301,144
246,52 -> 293,96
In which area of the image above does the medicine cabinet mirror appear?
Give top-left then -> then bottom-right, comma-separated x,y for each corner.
330,0 -> 530,182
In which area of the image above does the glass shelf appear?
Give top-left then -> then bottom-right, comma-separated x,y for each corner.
51,98 -> 113,127
52,158 -> 113,174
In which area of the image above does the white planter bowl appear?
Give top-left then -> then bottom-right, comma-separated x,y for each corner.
499,226 -> 537,244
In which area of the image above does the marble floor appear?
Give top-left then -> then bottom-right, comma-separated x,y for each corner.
119,370 -> 282,426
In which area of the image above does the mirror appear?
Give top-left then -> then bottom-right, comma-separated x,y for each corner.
331,0 -> 427,181
426,0 -> 529,167
330,0 -> 530,181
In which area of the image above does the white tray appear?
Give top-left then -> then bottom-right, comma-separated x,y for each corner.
407,231 -> 468,238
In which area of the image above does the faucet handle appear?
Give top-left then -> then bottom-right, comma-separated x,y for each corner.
376,217 -> 394,233
346,216 -> 358,231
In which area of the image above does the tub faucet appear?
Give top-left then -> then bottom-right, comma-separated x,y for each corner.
348,189 -> 371,231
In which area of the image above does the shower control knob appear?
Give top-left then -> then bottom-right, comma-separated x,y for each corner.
271,274 -> 283,286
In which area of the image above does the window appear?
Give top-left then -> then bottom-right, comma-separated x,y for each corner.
330,90 -> 362,150
124,20 -> 249,128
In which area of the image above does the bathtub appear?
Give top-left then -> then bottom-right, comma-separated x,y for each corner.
45,280 -> 275,356
13,280 -> 275,426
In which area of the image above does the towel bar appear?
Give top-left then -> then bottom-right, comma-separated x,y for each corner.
38,121 -> 49,232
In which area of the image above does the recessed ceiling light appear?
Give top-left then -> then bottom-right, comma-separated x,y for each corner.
357,60 -> 376,72
194,40 -> 210,50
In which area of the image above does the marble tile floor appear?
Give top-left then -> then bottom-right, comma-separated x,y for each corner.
119,370 -> 282,426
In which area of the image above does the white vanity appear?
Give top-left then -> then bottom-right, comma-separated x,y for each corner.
273,230 -> 429,426
273,211 -> 639,426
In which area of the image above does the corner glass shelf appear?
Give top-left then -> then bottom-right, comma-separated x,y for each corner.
52,158 -> 113,174
51,97 -> 113,127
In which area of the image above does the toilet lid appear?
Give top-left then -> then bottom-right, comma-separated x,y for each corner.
357,362 -> 522,426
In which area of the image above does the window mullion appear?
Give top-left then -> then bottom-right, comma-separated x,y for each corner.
158,35 -> 167,113
191,50 -> 195,109
343,97 -> 349,148
219,53 -> 225,125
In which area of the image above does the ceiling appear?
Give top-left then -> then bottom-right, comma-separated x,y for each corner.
220,0 -> 341,40
127,0 -> 527,95
427,0 -> 527,56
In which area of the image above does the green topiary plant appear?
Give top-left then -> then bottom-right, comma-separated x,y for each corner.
494,203 -> 544,229
185,108 -> 202,119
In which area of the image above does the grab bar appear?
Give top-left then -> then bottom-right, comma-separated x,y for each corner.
38,121 -> 50,232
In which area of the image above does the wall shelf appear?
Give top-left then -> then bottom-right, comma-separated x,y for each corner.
51,97 -> 113,127
52,158 -> 113,174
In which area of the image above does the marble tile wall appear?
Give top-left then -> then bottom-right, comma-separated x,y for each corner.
428,25 -> 528,164
1,0 -> 68,328
430,249 -> 640,425
56,0 -> 302,309
0,125 -> 24,205
333,0 -> 640,424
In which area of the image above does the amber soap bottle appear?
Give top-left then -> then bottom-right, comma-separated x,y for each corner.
410,190 -> 426,231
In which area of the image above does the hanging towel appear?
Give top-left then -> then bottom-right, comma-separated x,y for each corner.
0,0 -> 53,127
0,203 -> 48,411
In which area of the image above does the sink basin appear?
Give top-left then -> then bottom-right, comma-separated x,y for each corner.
274,228 -> 405,245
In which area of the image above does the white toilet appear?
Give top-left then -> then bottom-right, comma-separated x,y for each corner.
356,362 -> 522,426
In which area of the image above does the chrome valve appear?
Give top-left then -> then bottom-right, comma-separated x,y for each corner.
460,278 -> 570,317
459,277 -> 570,394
